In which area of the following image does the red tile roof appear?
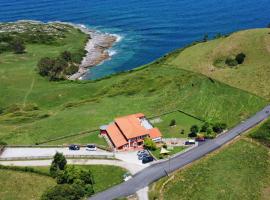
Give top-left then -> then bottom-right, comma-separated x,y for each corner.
106,123 -> 128,148
105,113 -> 162,148
149,128 -> 162,139
115,114 -> 148,139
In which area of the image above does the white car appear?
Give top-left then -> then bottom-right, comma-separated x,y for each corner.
86,144 -> 97,151
123,172 -> 132,181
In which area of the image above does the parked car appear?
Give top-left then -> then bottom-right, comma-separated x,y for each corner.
142,156 -> 154,164
137,150 -> 147,156
69,144 -> 80,150
185,139 -> 196,145
86,144 -> 97,151
196,137 -> 205,142
123,172 -> 132,181
138,152 -> 149,160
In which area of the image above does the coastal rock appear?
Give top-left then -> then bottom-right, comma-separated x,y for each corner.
68,28 -> 117,80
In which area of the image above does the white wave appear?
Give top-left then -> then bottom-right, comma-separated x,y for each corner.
108,49 -> 117,56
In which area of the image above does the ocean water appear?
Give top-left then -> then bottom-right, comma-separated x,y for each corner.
0,0 -> 269,79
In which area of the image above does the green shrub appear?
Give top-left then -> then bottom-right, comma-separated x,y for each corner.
235,53 -> 246,64
41,184 -> 86,200
144,137 -> 157,151
225,57 -> 238,67
169,119 -> 176,126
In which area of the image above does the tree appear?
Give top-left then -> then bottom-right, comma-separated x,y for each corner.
11,39 -> 25,54
37,57 -> 54,76
180,129 -> 185,135
212,123 -> 227,134
169,119 -> 176,127
144,137 -> 157,151
200,122 -> 210,132
267,23 -> 270,28
235,53 -> 246,64
189,125 -> 199,137
50,152 -> 67,177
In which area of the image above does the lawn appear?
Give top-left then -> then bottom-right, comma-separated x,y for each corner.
150,146 -> 186,159
0,169 -> 55,200
164,28 -> 270,100
33,165 -> 127,193
44,131 -> 107,147
0,164 -> 127,200
149,139 -> 270,200
249,118 -> 270,147
151,111 -> 204,138
0,23 -> 267,145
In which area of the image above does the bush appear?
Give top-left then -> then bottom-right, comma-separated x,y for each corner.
169,119 -> 176,126
225,57 -> 238,67
11,38 -> 25,54
235,53 -> 246,64
267,23 -> 270,28
144,137 -> 157,151
0,165 -> 50,177
41,184 -> 85,200
0,141 -> 7,145
212,123 -> 227,134
200,122 -> 210,132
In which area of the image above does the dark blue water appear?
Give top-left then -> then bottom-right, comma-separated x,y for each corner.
0,0 -> 269,79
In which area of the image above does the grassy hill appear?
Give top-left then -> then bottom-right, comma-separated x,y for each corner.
0,165 -> 126,200
164,28 -> 270,100
149,138 -> 270,200
0,23 -> 267,145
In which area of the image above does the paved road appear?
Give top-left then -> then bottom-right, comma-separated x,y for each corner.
90,105 -> 270,200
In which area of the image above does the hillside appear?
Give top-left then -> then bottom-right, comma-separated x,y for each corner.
163,28 -> 270,100
149,138 -> 270,200
0,23 -> 267,145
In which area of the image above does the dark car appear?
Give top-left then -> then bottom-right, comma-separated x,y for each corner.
138,152 -> 149,160
69,144 -> 80,150
142,156 -> 154,164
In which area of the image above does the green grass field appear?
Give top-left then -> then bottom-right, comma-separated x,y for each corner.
0,23 -> 267,145
0,164 -> 126,200
151,111 -> 204,138
164,28 -> 270,100
149,139 -> 270,200
249,118 -> 270,147
43,131 -> 107,146
33,165 -> 126,193
0,169 -> 55,200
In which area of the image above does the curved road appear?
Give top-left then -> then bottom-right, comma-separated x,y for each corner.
90,105 -> 270,200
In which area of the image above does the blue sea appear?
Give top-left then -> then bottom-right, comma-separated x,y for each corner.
0,0 -> 269,79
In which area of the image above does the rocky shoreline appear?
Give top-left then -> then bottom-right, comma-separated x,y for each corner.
68,25 -> 117,80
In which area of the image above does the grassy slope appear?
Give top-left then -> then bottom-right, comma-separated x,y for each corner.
0,25 -> 267,144
249,118 -> 270,147
165,28 -> 270,100
152,111 -> 203,138
0,169 -> 55,200
0,164 -> 126,200
149,139 -> 270,200
33,165 -> 127,193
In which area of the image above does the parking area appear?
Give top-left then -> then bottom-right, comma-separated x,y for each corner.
0,147 -> 113,159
